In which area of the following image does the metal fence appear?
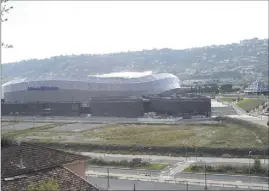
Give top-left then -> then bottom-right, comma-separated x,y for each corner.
86,174 -> 268,190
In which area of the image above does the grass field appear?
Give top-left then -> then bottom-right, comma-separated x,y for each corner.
236,98 -> 267,112
9,122 -> 268,149
87,158 -> 167,170
183,163 -> 268,176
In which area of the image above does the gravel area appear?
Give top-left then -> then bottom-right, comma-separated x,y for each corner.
1,122 -> 52,132
50,123 -> 108,132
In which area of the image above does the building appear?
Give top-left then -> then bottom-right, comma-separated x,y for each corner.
1,140 -> 99,191
2,72 -> 181,103
1,102 -> 82,116
1,95 -> 211,118
244,79 -> 269,95
146,94 -> 211,117
89,97 -> 145,118
1,72 -> 212,118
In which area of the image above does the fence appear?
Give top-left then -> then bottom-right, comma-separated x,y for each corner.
86,174 -> 268,190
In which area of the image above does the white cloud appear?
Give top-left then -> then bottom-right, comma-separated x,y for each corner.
1,1 -> 268,63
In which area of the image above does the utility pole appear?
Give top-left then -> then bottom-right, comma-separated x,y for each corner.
204,164 -> 207,190
185,146 -> 188,161
133,184 -> 136,191
107,168 -> 110,190
263,149 -> 266,164
195,147 -> 198,161
186,181 -> 189,191
248,150 -> 252,186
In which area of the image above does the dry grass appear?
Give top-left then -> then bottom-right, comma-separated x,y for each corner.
81,123 -> 268,148
6,121 -> 268,149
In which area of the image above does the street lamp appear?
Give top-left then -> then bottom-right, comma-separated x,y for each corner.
148,147 -> 151,163
204,163 -> 207,190
195,147 -> 198,161
249,150 -> 252,185
107,168 -> 110,190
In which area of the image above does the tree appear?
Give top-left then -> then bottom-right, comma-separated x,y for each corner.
1,0 -> 13,48
27,178 -> 60,191
253,158 -> 261,173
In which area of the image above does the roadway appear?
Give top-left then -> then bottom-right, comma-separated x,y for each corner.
1,116 -> 139,124
86,170 -> 268,190
88,177 -> 241,190
84,152 -> 269,189
1,115 -> 217,125
80,152 -> 269,165
87,166 -> 269,185
227,114 -> 268,127
175,173 -> 269,185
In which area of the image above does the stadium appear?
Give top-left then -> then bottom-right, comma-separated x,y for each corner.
2,72 -> 181,103
1,72 -> 211,117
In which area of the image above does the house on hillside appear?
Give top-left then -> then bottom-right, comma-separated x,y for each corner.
1,141 -> 99,191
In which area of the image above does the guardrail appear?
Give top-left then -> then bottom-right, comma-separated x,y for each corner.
86,174 -> 269,190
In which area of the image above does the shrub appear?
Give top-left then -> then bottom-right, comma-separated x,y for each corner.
190,165 -> 202,172
27,178 -> 60,191
253,158 -> 262,173
119,160 -> 129,166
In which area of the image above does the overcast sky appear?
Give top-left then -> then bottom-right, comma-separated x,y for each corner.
1,1 -> 268,63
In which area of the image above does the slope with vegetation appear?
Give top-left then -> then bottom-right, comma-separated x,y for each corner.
236,98 -> 267,113
2,38 -> 268,82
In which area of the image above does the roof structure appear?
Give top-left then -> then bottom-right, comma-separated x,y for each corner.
244,79 -> 269,93
2,167 -> 99,191
1,142 -> 98,191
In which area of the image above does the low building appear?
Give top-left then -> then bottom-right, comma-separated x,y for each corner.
1,140 -> 99,191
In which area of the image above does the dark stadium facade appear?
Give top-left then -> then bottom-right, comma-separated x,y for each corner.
1,72 -> 211,117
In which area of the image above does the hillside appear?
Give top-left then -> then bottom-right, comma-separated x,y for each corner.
2,38 -> 268,83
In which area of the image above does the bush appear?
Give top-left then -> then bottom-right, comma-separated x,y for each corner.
119,160 -> 129,166
253,158 -> 262,173
190,165 -> 203,172
27,178 -> 59,191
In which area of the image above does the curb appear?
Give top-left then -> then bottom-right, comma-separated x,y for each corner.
88,165 -> 161,172
180,172 -> 269,179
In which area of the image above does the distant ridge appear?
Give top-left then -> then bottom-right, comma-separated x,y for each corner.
2,38 -> 268,82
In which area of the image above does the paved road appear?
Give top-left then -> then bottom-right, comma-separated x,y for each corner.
227,114 -> 268,127
87,166 -> 268,185
87,166 -> 160,177
86,170 -> 267,190
175,173 -> 269,184
80,152 -> 269,165
88,177 -> 240,190
1,116 -> 139,124
1,116 -> 218,125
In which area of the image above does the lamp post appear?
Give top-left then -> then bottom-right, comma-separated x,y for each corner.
263,148 -> 266,164
107,168 -> 110,190
204,164 -> 207,190
248,150 -> 252,185
195,147 -> 198,161
148,147 -> 151,163
184,145 -> 188,161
